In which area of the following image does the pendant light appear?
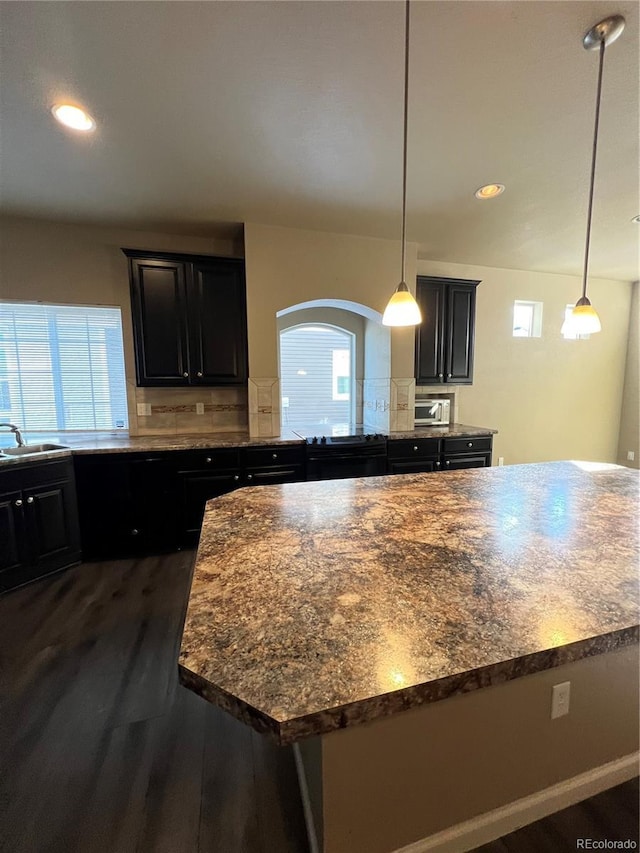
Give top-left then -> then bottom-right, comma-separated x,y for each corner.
566,14 -> 625,336
382,0 -> 421,327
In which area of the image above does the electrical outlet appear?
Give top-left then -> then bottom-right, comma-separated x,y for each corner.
136,403 -> 152,417
498,456 -> 504,466
627,451 -> 635,462
196,402 -> 205,415
551,681 -> 571,719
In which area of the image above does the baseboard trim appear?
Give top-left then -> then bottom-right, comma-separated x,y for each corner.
394,752 -> 639,853
293,743 -> 320,853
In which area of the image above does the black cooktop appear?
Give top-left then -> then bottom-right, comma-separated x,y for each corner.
292,426 -> 387,447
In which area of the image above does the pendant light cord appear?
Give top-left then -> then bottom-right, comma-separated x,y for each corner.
400,0 -> 410,286
581,36 -> 606,301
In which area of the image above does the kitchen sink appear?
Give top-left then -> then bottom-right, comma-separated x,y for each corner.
0,443 -> 69,456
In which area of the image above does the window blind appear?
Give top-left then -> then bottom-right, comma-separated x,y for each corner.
0,302 -> 128,431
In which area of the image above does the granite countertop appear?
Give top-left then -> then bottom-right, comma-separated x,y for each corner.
179,461 -> 639,744
0,423 -> 497,468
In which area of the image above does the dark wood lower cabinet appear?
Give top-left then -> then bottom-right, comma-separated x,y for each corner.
71,438 -> 492,559
388,435 -> 493,476
0,460 -> 81,593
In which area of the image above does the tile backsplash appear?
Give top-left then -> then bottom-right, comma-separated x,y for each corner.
129,385 -> 248,435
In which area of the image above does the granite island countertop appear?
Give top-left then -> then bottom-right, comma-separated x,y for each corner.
179,461 -> 639,744
0,423 -> 496,468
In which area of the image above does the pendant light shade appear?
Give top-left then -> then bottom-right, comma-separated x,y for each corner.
382,0 -> 421,328
382,281 -> 422,326
567,14 -> 625,336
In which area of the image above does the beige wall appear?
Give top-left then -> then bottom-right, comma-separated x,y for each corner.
244,222 -> 417,380
313,644 -> 639,853
617,281 -> 639,469
0,215 -> 246,435
418,258 -> 632,465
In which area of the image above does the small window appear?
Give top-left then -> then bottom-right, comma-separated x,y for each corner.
0,302 -> 129,432
561,305 -> 590,340
513,301 -> 543,337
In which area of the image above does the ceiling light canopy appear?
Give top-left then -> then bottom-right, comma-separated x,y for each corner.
474,184 -> 505,200
51,103 -> 96,132
567,14 -> 625,337
382,0 -> 421,328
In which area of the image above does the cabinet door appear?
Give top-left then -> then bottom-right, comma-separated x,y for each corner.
24,478 -> 81,574
188,259 -> 248,385
129,256 -> 191,385
179,470 -> 241,542
415,279 -> 445,384
0,490 -> 27,574
442,453 -> 491,471
445,284 -> 476,384
388,459 -> 440,475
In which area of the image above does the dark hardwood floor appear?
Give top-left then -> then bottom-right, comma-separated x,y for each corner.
0,553 -> 308,853
0,553 -> 637,853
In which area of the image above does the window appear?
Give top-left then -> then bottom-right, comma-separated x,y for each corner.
0,302 -> 128,432
513,301 -> 543,337
279,324 -> 354,429
561,304 -> 590,340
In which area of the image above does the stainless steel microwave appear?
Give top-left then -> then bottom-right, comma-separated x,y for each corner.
415,398 -> 451,426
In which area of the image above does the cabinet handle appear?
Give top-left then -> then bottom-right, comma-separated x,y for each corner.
233,474 -> 240,481
131,528 -> 139,536
438,373 -> 443,379
183,372 -> 189,378
197,372 -> 203,378
445,460 -> 450,466
447,373 -> 452,379
436,461 -> 441,468
247,474 -> 253,480
467,441 -> 473,448
26,496 -> 34,504
205,457 -> 212,463
272,452 -> 278,459
413,446 -> 419,452
15,498 -> 23,507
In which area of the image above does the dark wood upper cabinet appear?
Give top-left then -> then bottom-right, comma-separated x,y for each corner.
124,250 -> 248,387
415,276 -> 479,385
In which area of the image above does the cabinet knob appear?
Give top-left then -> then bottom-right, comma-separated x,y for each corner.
436,461 -> 441,468
131,528 -> 139,536
15,498 -> 23,507
26,496 -> 34,504
438,373 -> 443,380
447,373 -> 452,379
445,460 -> 450,466
205,457 -> 212,463
183,372 -> 189,378
467,441 -> 473,448
233,474 -> 240,481
247,474 -> 253,480
197,372 -> 203,378
272,452 -> 278,459
413,446 -> 419,452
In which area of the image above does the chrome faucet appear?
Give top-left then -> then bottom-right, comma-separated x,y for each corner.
0,423 -> 26,447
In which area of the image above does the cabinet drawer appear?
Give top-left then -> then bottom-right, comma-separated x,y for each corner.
442,436 -> 492,455
244,445 -> 304,468
442,453 -> 491,471
388,438 -> 441,460
175,447 -> 241,472
245,466 -> 304,485
0,459 -> 74,492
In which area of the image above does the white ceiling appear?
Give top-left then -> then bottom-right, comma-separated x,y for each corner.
0,1 -> 638,281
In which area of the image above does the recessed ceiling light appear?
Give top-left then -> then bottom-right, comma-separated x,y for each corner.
51,104 -> 96,132
632,215 -> 640,224
475,183 -> 505,200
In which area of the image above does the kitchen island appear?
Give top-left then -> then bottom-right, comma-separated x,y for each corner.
179,461 -> 639,853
